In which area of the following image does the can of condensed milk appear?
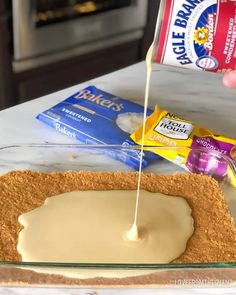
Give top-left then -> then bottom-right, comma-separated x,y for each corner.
153,0 -> 236,73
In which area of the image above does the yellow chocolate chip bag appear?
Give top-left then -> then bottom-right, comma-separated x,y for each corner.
131,106 -> 236,186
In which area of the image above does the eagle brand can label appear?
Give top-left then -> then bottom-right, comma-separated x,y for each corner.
154,0 -> 236,73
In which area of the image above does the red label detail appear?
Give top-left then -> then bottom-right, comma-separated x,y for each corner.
155,0 -> 174,63
211,1 -> 236,72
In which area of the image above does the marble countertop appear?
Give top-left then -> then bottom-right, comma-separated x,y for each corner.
1,62 -> 235,145
0,62 -> 236,294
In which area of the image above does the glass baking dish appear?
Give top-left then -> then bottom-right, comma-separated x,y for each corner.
1,143 -> 236,288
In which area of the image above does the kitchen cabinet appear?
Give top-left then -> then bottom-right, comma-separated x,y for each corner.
15,40 -> 140,102
0,2 -> 4,14
0,2 -> 16,109
141,0 -> 159,57
0,0 -> 159,109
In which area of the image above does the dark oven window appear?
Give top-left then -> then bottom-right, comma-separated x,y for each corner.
36,0 -> 134,27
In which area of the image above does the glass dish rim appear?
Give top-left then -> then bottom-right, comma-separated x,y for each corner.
2,261 -> 236,270
1,142 -> 235,176
1,143 -> 236,270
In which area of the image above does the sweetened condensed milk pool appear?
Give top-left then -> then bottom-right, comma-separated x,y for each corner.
17,190 -> 194,278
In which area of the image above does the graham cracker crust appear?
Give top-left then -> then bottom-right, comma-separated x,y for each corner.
0,170 -> 236,286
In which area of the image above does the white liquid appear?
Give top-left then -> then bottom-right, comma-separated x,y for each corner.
116,112 -> 144,134
127,44 -> 154,241
17,189 -> 194,279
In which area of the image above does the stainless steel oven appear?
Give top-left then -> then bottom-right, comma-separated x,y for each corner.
12,0 -> 148,72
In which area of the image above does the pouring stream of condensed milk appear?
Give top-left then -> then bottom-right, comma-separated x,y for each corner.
126,44 -> 154,242
17,190 -> 194,278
